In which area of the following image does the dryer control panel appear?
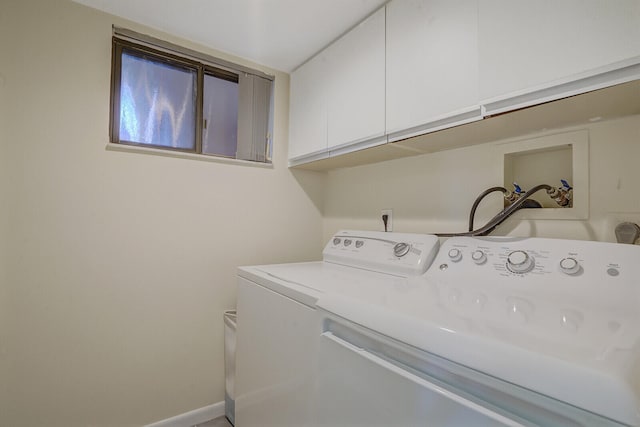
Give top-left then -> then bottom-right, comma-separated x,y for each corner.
323,230 -> 439,277
431,236 -> 639,280
426,235 -> 640,340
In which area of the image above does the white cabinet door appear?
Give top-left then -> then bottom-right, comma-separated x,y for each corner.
289,7 -> 386,164
326,7 -> 386,151
288,52 -> 328,161
479,0 -> 640,113
386,0 -> 481,142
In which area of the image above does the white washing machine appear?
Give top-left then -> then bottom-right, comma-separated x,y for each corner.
235,231 -> 640,426
318,235 -> 640,426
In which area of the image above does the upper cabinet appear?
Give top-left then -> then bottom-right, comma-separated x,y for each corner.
288,51 -> 328,161
288,0 -> 640,168
479,0 -> 640,114
326,8 -> 386,152
288,8 -> 386,165
386,0 -> 481,142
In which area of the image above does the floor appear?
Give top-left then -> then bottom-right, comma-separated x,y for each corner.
193,416 -> 233,427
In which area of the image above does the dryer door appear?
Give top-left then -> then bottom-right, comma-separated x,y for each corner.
235,277 -> 318,426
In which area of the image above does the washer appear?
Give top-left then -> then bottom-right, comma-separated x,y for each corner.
318,235 -> 640,426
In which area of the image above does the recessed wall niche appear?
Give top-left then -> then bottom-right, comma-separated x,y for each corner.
498,130 -> 589,220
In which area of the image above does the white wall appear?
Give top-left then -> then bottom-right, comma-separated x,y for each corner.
0,2 -> 11,419
324,115 -> 640,242
1,1 -> 325,426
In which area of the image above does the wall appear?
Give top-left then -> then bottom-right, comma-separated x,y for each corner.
0,2 -> 11,419
324,115 -> 640,242
1,1 -> 325,426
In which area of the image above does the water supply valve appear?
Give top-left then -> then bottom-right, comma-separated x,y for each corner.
513,182 -> 524,195
547,179 -> 573,207
504,183 -> 523,204
560,179 -> 573,207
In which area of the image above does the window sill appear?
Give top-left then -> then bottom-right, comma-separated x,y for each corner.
105,143 -> 273,168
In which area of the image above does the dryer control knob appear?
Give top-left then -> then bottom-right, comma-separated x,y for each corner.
394,242 -> 410,258
471,250 -> 487,265
506,250 -> 535,274
559,257 -> 580,275
448,248 -> 462,262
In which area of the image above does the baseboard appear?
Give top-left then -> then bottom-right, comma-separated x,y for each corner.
144,401 -> 225,427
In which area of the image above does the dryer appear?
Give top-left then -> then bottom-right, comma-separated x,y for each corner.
234,230 -> 439,426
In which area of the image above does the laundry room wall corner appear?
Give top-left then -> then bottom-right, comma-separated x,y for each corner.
279,71 -> 328,221
1,1 -> 325,426
0,1 -> 12,422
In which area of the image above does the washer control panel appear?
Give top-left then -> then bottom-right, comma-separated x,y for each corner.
323,230 -> 440,277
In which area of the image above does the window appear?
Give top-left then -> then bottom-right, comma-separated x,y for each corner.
110,28 -> 274,163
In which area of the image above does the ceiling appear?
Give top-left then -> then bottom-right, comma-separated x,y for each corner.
72,0 -> 387,72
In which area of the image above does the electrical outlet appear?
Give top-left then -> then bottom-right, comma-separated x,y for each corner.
381,209 -> 393,232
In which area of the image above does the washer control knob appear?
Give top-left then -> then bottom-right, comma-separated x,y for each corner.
471,250 -> 487,265
559,257 -> 580,275
448,248 -> 462,262
506,250 -> 534,273
394,242 -> 410,258
333,238 -> 341,245
344,239 -> 352,247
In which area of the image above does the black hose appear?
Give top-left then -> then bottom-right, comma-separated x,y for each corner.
468,186 -> 508,232
437,184 -> 552,237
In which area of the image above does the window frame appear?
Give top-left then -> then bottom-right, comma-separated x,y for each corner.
109,28 -> 273,162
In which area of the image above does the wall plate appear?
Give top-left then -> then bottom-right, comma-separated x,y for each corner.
497,129 -> 589,220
